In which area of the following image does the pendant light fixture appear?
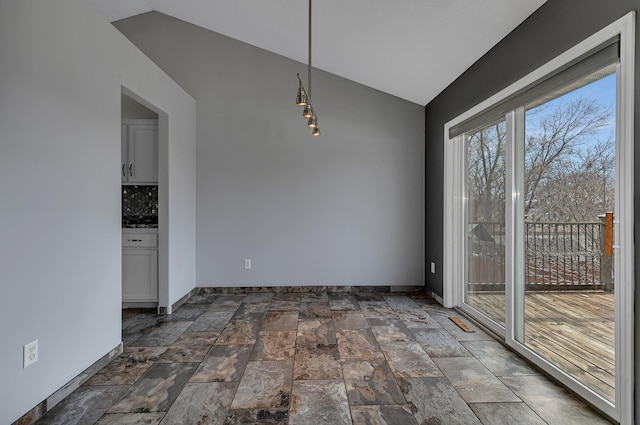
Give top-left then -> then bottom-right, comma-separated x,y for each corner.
295,0 -> 320,137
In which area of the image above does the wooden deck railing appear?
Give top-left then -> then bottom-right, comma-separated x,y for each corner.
468,217 -> 614,291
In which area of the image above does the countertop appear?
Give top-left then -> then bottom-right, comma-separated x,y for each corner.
122,227 -> 158,234
123,215 -> 157,229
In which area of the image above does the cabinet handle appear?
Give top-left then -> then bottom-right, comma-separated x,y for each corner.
128,239 -> 142,242
129,164 -> 133,177
122,164 -> 126,177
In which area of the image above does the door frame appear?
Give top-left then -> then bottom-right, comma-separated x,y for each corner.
443,12 -> 634,423
121,87 -> 170,314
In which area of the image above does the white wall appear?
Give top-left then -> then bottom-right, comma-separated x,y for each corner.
115,12 -> 426,287
0,1 -> 196,423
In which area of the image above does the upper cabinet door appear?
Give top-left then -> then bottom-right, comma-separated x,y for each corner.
126,123 -> 158,184
121,124 -> 128,183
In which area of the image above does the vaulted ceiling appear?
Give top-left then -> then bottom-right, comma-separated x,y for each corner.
87,0 -> 547,105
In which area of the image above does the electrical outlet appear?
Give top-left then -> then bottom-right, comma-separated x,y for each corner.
24,339 -> 38,368
244,259 -> 251,269
431,262 -> 436,274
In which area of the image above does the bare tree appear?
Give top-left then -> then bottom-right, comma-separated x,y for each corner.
467,96 -> 613,223
524,97 -> 613,221
530,139 -> 614,221
467,121 -> 506,222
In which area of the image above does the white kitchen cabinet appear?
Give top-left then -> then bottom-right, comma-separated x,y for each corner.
122,230 -> 158,304
122,119 -> 158,184
122,249 -> 158,302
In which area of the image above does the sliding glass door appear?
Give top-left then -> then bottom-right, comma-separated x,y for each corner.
517,69 -> 617,402
447,15 -> 634,422
464,120 -> 506,330
452,50 -> 629,421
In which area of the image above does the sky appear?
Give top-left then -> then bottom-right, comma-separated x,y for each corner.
527,71 -> 617,145
468,70 -> 616,145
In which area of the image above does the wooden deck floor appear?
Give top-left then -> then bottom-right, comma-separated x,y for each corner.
467,291 -> 615,401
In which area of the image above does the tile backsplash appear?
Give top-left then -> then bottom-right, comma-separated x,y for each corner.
122,185 -> 158,227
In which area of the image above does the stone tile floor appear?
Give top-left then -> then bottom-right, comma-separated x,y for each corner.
35,292 -> 612,424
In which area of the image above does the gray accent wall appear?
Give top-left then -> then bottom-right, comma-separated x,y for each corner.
115,12 -> 425,287
424,0 -> 639,421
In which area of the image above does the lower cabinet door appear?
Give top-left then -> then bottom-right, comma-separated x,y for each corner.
122,249 -> 158,301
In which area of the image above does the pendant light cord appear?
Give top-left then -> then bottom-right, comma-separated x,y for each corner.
295,0 -> 320,136
308,0 -> 312,100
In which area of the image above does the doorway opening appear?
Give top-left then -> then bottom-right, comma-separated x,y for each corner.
120,88 -> 168,322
